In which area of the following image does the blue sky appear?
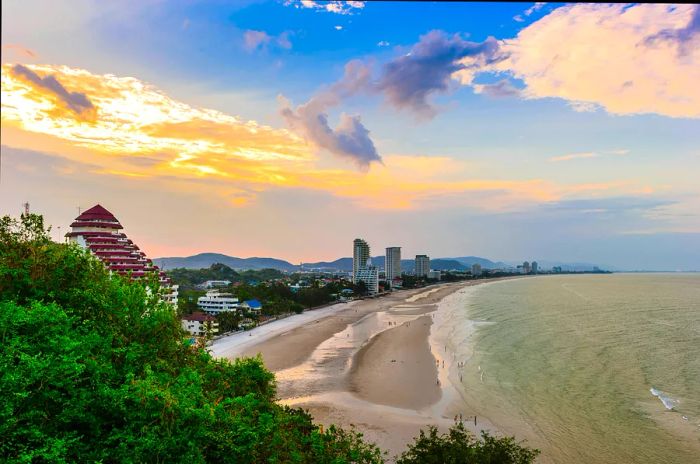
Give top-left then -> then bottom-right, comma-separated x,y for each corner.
1,1 -> 699,270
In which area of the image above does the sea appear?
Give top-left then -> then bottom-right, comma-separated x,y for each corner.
447,273 -> 700,463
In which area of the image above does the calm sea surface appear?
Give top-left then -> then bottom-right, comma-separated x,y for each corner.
454,274 -> 700,463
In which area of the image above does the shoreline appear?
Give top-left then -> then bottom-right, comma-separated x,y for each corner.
212,277 -> 525,458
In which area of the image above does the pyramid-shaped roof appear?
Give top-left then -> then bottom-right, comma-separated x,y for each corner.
75,204 -> 120,222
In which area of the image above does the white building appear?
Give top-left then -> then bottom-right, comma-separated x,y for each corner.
181,312 -> 219,337
353,238 -> 370,283
427,270 -> 441,280
385,247 -> 402,285
200,280 -> 231,289
471,263 -> 482,277
415,255 -> 430,277
197,290 -> 239,315
355,266 -> 379,294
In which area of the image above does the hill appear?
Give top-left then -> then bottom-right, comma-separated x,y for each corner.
153,253 -> 297,271
155,253 -> 510,273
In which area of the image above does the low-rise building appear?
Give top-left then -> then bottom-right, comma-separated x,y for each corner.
240,299 -> 263,314
197,290 -> 239,315
427,270 -> 442,280
200,280 -> 231,289
181,312 -> 219,337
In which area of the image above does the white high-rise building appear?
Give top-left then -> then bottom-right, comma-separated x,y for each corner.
385,247 -> 402,284
531,261 -> 538,274
415,254 -> 430,277
471,263 -> 482,277
355,266 -> 379,294
353,238 -> 370,283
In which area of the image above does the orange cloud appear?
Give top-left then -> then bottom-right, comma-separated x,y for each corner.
1,62 -> 648,211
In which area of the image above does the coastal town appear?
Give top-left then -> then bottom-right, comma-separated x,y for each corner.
63,203 -> 606,342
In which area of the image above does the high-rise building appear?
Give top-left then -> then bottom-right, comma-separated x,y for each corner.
415,254 -> 430,277
355,266 -> 379,294
531,261 -> 538,274
522,261 -> 531,274
65,204 -> 178,306
385,247 -> 402,284
353,238 -> 370,283
471,263 -> 482,277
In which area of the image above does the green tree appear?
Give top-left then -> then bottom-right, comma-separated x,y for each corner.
396,422 -> 539,464
217,310 -> 242,333
0,214 -> 384,463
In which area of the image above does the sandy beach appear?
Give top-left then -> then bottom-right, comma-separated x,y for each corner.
211,278 -> 521,459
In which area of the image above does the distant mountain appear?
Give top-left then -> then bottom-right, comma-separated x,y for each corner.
153,253 -> 297,272
302,256 -> 385,272
448,256 -> 507,269
155,252 -> 603,274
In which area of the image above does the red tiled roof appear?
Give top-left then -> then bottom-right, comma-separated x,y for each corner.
182,312 -> 216,322
74,204 -> 121,223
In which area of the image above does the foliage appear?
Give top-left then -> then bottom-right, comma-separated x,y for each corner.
396,422 -> 539,464
167,264 -> 284,290
216,310 -> 242,333
0,214 -> 384,463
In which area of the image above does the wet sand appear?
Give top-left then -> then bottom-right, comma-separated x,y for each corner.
349,315 -> 440,410
212,279 -> 521,458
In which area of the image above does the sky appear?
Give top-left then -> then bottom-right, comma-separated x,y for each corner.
1,1 -> 699,270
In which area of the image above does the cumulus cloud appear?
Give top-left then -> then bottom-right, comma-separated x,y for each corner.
473,79 -> 521,98
1,63 -> 662,213
514,3 -> 546,22
243,30 -> 292,52
377,30 -> 503,117
10,64 -> 95,119
292,1 -> 365,15
524,2 -> 546,17
278,61 -> 380,170
645,4 -> 700,55
485,3 -> 700,118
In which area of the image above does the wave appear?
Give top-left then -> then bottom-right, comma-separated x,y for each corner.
650,387 -> 679,410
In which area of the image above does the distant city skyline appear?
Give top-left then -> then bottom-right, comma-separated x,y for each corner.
1,2 -> 699,271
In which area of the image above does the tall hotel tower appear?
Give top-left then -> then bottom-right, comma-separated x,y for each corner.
353,238 -> 378,294
385,247 -> 402,284
415,254 -> 430,278
65,204 -> 178,306
353,238 -> 370,283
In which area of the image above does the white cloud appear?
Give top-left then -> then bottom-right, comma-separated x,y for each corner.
464,4 -> 700,118
335,25 -> 343,30
377,40 -> 390,47
293,1 -> 365,15
243,29 -> 292,52
550,150 -> 630,162
524,2 -> 546,17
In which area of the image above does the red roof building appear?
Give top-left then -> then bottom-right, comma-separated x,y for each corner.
66,204 -> 178,306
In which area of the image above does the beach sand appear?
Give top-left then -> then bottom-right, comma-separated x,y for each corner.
349,315 -> 440,410
211,279 -> 519,459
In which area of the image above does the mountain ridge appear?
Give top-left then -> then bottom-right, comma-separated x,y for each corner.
154,253 -> 510,272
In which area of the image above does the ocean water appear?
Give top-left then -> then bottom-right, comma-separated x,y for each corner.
452,274 -> 700,463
